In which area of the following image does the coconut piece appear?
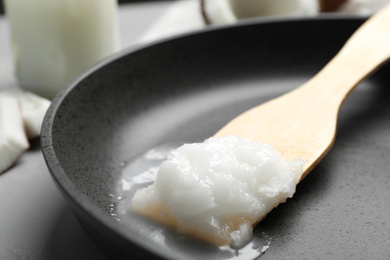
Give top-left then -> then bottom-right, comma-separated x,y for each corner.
201,0 -> 348,25
201,0 -> 236,25
1,87 -> 51,139
0,97 -> 30,174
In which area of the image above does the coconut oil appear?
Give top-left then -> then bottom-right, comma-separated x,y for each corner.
131,135 -> 304,248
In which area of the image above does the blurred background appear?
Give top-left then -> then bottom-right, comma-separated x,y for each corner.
0,0 -> 171,15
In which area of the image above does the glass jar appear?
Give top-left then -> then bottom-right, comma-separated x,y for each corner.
4,0 -> 120,99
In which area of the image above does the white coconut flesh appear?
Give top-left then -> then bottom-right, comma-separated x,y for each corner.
0,97 -> 29,174
203,0 -> 321,24
1,87 -> 51,139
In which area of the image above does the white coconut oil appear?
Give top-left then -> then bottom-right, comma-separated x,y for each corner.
131,135 -> 304,248
4,0 -> 120,99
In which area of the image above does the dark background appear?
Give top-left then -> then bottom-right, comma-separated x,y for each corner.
0,0 -> 170,16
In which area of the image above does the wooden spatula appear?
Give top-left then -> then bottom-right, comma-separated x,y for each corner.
215,4 -> 390,181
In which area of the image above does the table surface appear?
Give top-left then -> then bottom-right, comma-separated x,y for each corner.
0,2 -> 173,259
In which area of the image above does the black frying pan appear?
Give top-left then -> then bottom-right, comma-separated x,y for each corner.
41,16 -> 390,259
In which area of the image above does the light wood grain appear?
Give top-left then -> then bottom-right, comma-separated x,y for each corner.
215,4 -> 390,181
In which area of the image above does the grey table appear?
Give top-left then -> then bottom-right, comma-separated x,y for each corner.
0,2 -> 172,259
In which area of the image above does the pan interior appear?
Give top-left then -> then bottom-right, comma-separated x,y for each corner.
46,17 -> 390,259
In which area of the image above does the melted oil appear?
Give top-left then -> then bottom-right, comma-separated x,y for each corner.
111,143 -> 272,259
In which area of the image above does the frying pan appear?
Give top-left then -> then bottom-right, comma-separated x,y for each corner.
41,16 -> 390,259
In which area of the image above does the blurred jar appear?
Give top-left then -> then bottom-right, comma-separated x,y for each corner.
4,0 -> 120,99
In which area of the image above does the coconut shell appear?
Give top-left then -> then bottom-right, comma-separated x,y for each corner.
319,0 -> 349,12
200,0 -> 211,25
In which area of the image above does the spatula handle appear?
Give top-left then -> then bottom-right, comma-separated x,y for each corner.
301,4 -> 390,106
